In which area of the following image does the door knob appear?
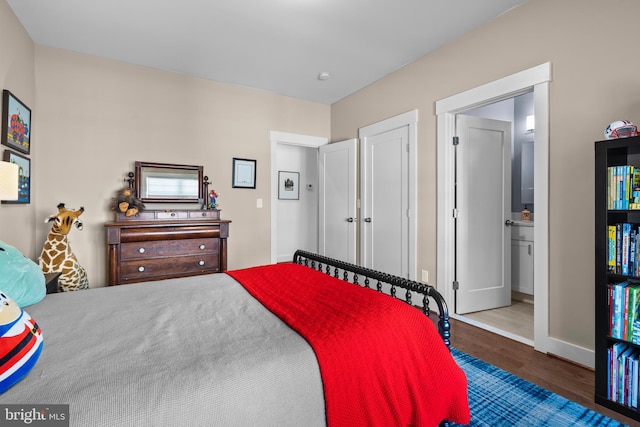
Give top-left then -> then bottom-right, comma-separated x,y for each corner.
346,217 -> 358,222
505,220 -> 514,226
364,217 -> 372,223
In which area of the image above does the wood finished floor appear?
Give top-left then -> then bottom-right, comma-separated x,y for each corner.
462,299 -> 534,341
449,318 -> 639,426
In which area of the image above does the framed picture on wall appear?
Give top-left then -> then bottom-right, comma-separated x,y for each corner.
232,158 -> 256,189
1,90 -> 31,154
278,171 -> 299,200
2,149 -> 30,204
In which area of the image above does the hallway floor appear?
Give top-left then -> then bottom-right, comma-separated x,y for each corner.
462,300 -> 534,341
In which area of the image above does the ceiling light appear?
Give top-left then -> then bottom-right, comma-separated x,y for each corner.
317,72 -> 331,81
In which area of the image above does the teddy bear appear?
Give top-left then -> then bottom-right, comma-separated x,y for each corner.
111,187 -> 145,217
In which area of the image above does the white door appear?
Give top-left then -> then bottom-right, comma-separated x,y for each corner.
360,126 -> 410,278
455,114 -> 512,314
318,139 -> 358,263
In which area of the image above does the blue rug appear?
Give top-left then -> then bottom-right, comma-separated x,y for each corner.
450,348 -> 627,427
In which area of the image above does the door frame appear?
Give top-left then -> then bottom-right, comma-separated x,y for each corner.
358,110 -> 418,280
270,131 -> 328,264
436,63 -> 552,355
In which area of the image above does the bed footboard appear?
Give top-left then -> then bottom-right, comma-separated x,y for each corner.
292,250 -> 451,349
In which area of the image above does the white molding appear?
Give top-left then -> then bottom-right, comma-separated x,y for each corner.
436,63 -> 554,357
359,110 -> 418,136
269,131 -> 328,264
547,337 -> 594,370
270,131 -> 327,148
435,63 -> 552,115
532,81 -> 550,355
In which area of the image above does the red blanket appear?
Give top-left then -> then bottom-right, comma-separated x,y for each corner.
227,263 -> 470,427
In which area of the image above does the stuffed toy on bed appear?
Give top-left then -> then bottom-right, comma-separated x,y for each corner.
0,240 -> 46,307
0,291 -> 43,394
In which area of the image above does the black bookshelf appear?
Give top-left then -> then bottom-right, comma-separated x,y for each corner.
595,135 -> 640,422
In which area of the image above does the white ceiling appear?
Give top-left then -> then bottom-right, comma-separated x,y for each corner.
7,0 -> 527,105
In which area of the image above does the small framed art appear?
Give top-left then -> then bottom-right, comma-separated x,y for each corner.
232,158 -> 256,189
2,150 -> 30,204
278,171 -> 299,200
1,90 -> 31,154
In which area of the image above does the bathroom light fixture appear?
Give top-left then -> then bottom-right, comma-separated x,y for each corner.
0,161 -> 19,201
317,71 -> 331,81
526,115 -> 535,133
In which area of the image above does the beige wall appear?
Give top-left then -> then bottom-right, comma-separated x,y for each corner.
332,0 -> 640,350
1,2 -> 330,286
32,47 -> 329,285
0,1 -> 36,255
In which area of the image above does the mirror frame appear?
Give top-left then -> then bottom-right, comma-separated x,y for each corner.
135,161 -> 203,203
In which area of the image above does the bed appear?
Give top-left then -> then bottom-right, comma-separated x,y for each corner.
2,250 -> 470,427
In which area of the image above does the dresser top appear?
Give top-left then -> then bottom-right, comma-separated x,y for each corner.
107,209 -> 226,223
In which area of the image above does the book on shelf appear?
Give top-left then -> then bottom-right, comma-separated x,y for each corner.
623,223 -> 632,275
609,225 -> 617,273
608,281 -> 640,341
608,165 -> 640,210
608,222 -> 640,276
628,286 -> 640,341
608,341 -> 640,408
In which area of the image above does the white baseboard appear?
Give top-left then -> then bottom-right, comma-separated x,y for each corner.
546,337 -> 594,370
453,314 -> 595,369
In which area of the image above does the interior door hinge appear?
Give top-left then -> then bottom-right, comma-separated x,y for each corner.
452,208 -> 458,218
452,136 -> 459,146
452,281 -> 459,290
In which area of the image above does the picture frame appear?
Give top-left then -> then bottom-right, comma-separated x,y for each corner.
2,150 -> 30,204
232,158 -> 256,189
278,171 -> 299,200
1,90 -> 31,154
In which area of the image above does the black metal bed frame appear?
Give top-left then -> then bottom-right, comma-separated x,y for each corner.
292,249 -> 452,349
293,250 -> 455,427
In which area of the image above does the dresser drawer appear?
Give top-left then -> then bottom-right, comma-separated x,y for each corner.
189,210 -> 220,219
120,254 -> 220,282
121,225 -> 220,242
105,212 -> 230,286
120,238 -> 219,260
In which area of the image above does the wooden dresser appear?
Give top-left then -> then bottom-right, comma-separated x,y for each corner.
105,210 -> 230,286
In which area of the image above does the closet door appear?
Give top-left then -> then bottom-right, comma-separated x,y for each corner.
318,139 -> 357,263
360,126 -> 410,278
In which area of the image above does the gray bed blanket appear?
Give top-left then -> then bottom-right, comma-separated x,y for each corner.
1,274 -> 326,427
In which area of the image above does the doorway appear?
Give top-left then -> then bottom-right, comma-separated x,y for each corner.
270,131 -> 328,264
455,94 -> 535,345
436,63 -> 551,354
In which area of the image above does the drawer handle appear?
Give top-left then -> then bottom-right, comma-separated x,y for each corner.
138,247 -> 146,254
138,266 -> 145,272
199,244 -> 206,250
201,212 -> 207,217
198,260 -> 205,266
170,212 -> 176,217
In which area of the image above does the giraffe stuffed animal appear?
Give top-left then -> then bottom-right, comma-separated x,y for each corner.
39,203 -> 89,291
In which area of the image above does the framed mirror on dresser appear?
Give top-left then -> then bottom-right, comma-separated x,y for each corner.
105,162 -> 230,286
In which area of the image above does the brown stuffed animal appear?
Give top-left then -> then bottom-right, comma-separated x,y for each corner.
111,187 -> 145,217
